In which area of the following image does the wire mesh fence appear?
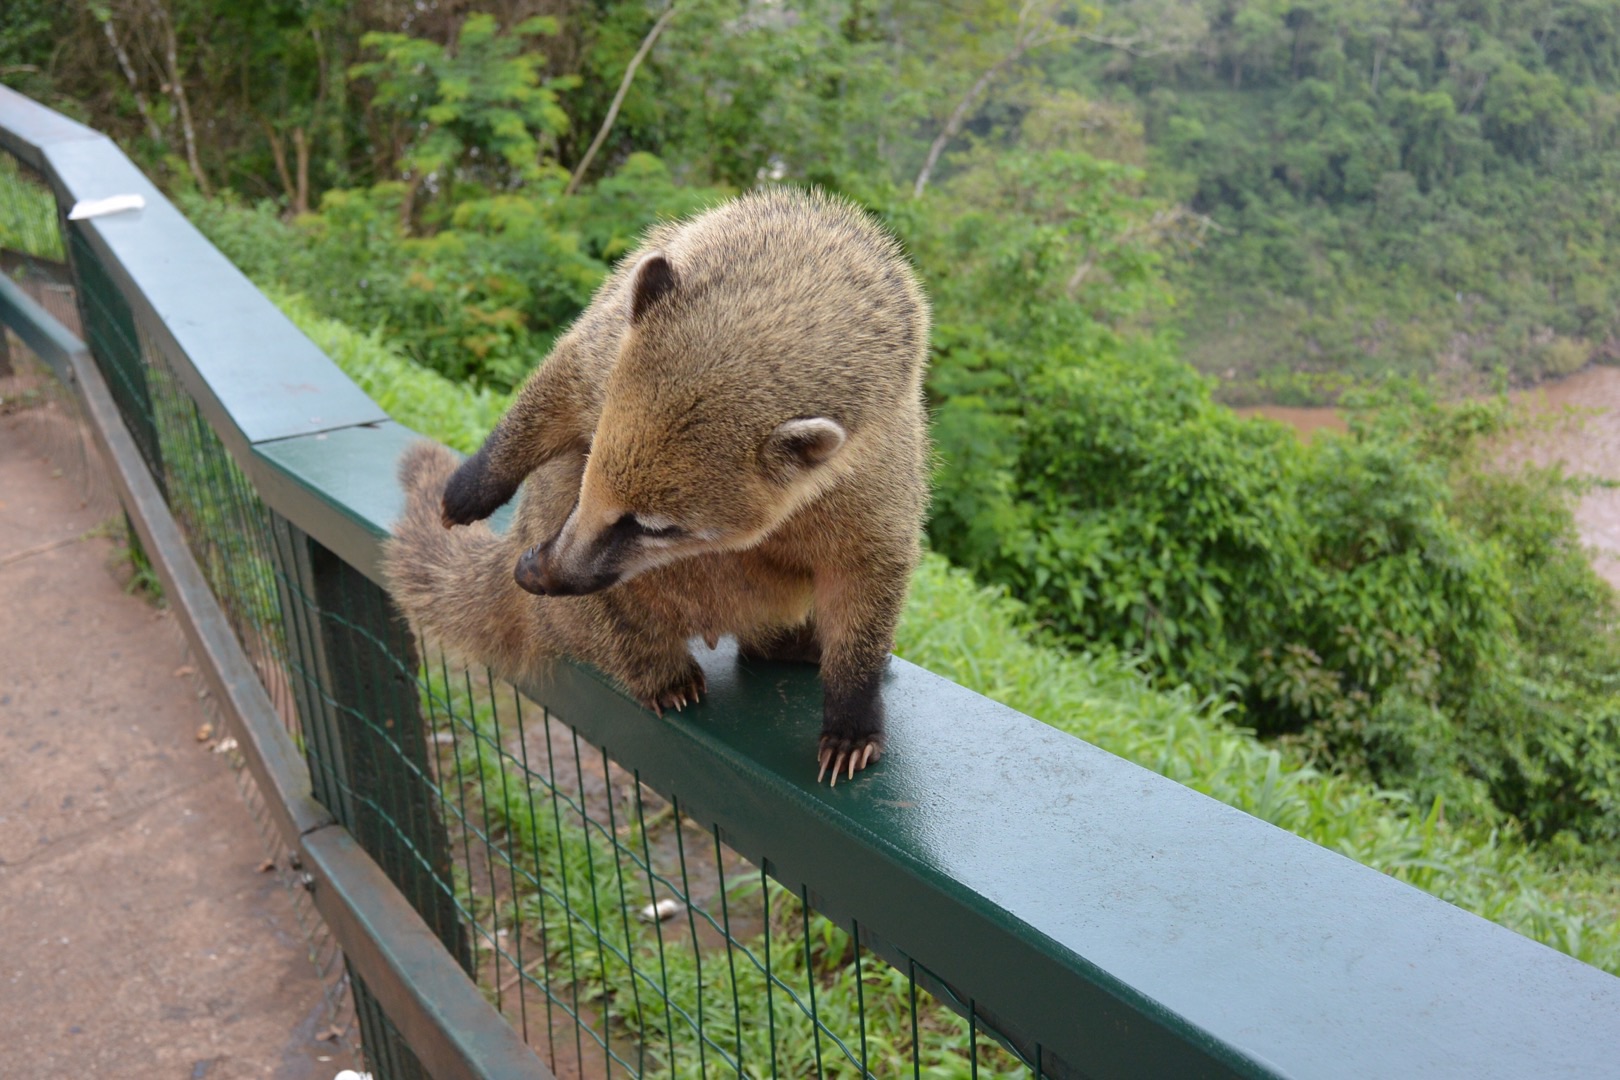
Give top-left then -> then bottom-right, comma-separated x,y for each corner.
1,154 -> 363,1069
410,643 -> 1035,1079
4,144 -> 1056,1077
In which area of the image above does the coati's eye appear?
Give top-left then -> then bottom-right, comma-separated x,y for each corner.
618,513 -> 684,539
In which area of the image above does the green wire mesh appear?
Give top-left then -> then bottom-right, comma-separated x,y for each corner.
407,647 -> 1035,1078
15,158 -> 1060,1078
0,153 -> 63,262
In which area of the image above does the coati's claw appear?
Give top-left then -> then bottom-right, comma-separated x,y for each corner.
817,734 -> 883,787
642,663 -> 706,717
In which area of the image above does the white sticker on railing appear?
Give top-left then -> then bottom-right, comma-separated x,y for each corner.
66,194 -> 146,220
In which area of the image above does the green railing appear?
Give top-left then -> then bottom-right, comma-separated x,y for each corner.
3,85 -> 1618,1079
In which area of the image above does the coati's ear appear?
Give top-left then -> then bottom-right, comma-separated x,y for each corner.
629,253 -> 678,323
763,417 -> 847,478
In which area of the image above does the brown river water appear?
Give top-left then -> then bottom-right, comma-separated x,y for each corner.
1234,365 -> 1620,590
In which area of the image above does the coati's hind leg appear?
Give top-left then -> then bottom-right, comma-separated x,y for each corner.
593,590 -> 708,716
738,620 -> 822,665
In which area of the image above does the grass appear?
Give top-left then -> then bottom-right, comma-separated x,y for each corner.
0,154 -> 64,261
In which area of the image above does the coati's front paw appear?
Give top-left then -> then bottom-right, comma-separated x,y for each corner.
637,661 -> 708,717
817,732 -> 883,788
441,448 -> 518,528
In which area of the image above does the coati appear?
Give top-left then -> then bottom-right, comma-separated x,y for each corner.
384,188 -> 930,785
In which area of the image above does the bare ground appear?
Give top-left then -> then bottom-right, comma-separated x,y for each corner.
0,391 -> 350,1078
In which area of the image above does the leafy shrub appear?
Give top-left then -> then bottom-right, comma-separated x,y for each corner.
185,154 -> 728,391
928,340 -> 1620,842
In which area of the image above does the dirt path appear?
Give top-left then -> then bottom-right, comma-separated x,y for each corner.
0,399 -> 347,1078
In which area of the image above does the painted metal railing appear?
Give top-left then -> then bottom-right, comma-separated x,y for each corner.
3,85 -> 1617,1080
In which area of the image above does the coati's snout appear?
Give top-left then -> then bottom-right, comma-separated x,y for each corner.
512,513 -> 642,597
513,539 -> 580,596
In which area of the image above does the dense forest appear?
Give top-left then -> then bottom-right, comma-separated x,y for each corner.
1105,1 -> 1620,396
4,0 -> 1619,995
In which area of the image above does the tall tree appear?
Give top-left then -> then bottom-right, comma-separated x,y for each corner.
351,12 -> 577,227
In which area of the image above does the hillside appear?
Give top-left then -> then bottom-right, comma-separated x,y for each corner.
1075,1 -> 1620,399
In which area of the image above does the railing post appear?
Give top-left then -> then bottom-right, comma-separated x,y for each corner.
267,510 -> 470,965
267,510 -> 471,1079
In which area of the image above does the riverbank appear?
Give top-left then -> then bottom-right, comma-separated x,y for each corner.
1235,365 -> 1620,590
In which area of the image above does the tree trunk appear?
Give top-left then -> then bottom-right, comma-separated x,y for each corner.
262,118 -> 296,209
913,46 -> 1027,198
566,3 -> 678,196
293,127 -> 310,215
399,171 -> 423,234
149,0 -> 210,195
98,13 -> 164,145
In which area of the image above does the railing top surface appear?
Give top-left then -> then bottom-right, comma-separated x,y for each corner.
6,83 -> 1619,1080
0,87 -> 100,170
0,87 -> 388,454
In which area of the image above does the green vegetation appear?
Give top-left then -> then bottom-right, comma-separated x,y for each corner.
18,1 -> 1620,390
10,0 -> 1617,1029
1087,2 -> 1620,392
0,154 -> 63,260
930,316 -> 1620,842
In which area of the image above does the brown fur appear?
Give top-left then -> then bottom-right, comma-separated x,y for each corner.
384,189 -> 930,784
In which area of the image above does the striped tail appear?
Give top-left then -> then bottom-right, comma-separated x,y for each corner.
383,441 -> 547,676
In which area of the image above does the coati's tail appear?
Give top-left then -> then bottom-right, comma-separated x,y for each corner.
383,442 -> 548,676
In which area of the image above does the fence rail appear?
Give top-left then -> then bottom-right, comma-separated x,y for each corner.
3,84 -> 1618,1079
